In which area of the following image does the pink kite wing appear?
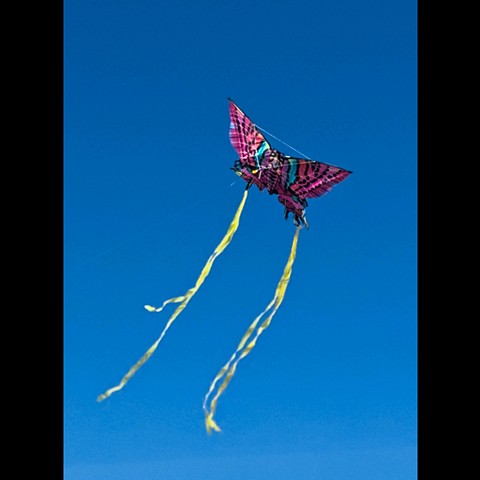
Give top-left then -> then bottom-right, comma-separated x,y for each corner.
228,98 -> 271,170
262,156 -> 352,200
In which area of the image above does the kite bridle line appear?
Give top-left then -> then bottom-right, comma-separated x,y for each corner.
255,123 -> 312,160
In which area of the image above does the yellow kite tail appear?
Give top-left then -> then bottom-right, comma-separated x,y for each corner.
203,225 -> 301,433
97,189 -> 249,403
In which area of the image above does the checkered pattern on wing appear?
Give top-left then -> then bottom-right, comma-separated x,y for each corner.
268,157 -> 352,200
229,99 -> 271,170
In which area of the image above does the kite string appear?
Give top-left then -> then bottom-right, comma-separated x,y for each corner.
256,124 -> 311,160
97,189 -> 249,402
203,225 -> 301,433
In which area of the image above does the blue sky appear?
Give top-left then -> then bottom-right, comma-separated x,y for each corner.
64,0 -> 417,478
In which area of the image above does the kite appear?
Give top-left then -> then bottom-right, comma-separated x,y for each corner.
97,99 -> 351,434
229,99 -> 352,228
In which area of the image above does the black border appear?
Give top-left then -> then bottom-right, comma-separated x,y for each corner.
16,0 -> 64,469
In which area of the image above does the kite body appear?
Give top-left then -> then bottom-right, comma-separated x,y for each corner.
229,99 -> 351,228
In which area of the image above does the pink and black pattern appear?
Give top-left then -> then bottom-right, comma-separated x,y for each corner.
229,99 -> 271,191
229,99 -> 351,228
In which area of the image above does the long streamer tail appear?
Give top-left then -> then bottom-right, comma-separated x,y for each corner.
97,190 -> 249,402
203,225 -> 301,433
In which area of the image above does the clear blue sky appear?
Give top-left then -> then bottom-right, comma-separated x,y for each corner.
64,0 -> 417,478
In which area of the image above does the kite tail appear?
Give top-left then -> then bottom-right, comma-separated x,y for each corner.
97,189 -> 249,403
203,225 -> 301,433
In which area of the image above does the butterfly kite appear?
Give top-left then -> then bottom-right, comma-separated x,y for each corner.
98,99 -> 352,433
